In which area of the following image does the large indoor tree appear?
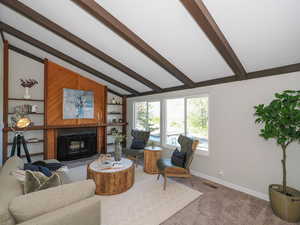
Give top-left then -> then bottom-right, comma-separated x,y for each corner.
254,90 -> 300,194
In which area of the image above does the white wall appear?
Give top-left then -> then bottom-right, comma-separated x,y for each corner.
127,72 -> 300,199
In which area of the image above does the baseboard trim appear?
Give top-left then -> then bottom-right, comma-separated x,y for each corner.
191,170 -> 269,201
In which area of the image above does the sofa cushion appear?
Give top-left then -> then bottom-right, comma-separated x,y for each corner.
0,156 -> 24,225
9,179 -> 96,223
24,170 -> 62,194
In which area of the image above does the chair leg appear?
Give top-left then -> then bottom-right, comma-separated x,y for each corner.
163,174 -> 167,191
157,173 -> 160,180
135,156 -> 138,168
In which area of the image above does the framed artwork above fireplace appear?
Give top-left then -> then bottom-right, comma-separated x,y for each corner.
63,88 -> 94,119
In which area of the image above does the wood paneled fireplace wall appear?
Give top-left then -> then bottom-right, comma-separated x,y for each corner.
45,60 -> 107,159
2,41 -> 127,163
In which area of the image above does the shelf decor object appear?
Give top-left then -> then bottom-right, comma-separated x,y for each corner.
20,78 -> 38,99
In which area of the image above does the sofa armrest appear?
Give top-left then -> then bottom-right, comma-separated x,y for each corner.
19,197 -> 101,225
9,179 -> 96,223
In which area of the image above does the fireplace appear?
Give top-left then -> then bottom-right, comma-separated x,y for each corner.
57,128 -> 97,161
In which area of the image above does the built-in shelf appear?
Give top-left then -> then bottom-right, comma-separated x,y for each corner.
107,103 -> 122,106
106,123 -> 127,127
107,112 -> 122,115
8,139 -> 44,145
8,112 -> 44,115
8,98 -> 44,102
107,133 -> 124,136
20,152 -> 43,158
3,126 -> 45,132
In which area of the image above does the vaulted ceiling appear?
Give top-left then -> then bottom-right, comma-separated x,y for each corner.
0,0 -> 299,97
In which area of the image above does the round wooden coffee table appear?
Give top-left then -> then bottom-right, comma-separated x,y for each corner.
144,146 -> 162,174
87,158 -> 134,195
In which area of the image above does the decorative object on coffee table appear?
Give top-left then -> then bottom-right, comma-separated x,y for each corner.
113,133 -> 125,161
87,158 -> 134,195
144,146 -> 162,174
254,90 -> 300,222
20,78 -> 38,99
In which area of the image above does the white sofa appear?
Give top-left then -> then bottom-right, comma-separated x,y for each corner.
0,156 -> 101,225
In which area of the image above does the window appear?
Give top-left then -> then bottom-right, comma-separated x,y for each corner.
166,96 -> 209,151
134,101 -> 160,142
166,98 -> 184,146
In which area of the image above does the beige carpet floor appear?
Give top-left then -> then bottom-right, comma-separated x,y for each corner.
68,166 -> 201,225
68,165 -> 300,225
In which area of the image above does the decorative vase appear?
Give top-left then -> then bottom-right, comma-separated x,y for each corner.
114,141 -> 122,161
24,87 -> 31,99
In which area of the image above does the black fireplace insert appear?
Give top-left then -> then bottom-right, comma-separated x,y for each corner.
57,128 -> 97,161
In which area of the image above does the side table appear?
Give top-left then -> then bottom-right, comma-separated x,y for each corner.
144,146 -> 162,174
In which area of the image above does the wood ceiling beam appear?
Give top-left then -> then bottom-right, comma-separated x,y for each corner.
0,0 -> 161,92
0,22 -> 139,95
180,0 -> 247,80
246,63 -> 300,80
128,63 -> 300,98
8,44 -> 44,63
71,0 -> 195,88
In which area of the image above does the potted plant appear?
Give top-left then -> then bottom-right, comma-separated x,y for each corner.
254,90 -> 300,222
112,132 -> 126,162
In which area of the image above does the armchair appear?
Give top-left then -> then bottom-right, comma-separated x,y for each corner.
123,129 -> 150,167
156,135 -> 199,190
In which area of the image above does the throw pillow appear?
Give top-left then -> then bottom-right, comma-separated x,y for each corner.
171,149 -> 187,168
24,164 -> 52,177
131,139 -> 145,149
24,170 -> 62,194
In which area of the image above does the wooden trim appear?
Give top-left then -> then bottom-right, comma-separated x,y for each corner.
1,0 -> 161,92
8,44 -> 44,63
2,40 -> 9,163
180,0 -> 246,80
44,58 -> 48,159
1,22 -> 139,95
122,96 -> 127,148
72,0 -> 195,88
103,86 -> 108,153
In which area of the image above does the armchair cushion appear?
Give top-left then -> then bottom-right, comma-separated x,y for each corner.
130,139 -> 145,149
123,148 -> 144,157
9,179 -> 96,223
171,149 -> 186,168
157,158 -> 182,171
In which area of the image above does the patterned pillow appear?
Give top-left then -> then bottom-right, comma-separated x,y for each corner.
24,170 -> 62,194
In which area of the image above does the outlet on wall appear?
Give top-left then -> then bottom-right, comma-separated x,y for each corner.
218,170 -> 224,177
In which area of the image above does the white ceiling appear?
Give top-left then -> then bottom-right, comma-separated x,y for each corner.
0,0 -> 299,94
4,33 -> 131,95
17,0 -> 183,88
203,0 -> 300,72
98,0 -> 234,82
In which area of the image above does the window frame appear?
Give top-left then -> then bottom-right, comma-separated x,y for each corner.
163,94 -> 210,156
133,100 -> 162,144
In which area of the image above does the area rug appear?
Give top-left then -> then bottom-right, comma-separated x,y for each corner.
96,168 -> 202,225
